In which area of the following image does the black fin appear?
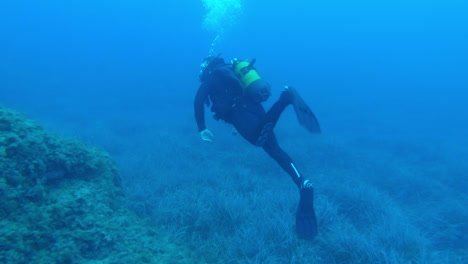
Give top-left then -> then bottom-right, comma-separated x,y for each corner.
296,186 -> 318,240
289,87 -> 321,134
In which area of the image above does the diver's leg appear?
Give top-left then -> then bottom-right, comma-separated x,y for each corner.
231,102 -> 267,145
261,133 -> 303,188
256,88 -> 294,146
262,134 -> 318,240
232,103 -> 318,240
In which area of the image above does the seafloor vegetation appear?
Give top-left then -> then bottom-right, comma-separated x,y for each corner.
0,106 -> 204,264
107,116 -> 467,264
1,105 -> 466,264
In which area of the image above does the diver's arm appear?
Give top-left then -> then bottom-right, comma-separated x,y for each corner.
194,83 -> 209,132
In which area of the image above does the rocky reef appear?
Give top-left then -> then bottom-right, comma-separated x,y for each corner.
0,106 -> 200,263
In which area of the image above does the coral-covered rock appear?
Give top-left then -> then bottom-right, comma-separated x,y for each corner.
0,106 -> 202,263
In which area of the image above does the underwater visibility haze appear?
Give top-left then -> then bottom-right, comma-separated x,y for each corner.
0,0 -> 467,263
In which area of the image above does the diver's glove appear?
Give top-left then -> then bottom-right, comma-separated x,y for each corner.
200,129 -> 214,142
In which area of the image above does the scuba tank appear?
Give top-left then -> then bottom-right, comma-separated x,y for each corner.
232,58 -> 271,102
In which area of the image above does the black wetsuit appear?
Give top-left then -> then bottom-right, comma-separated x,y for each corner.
194,63 -> 305,189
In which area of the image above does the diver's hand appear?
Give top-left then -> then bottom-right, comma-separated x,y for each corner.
200,129 -> 214,142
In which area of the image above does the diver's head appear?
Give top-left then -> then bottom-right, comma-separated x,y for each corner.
199,54 -> 225,82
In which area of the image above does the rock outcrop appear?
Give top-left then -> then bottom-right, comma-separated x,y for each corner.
0,106 -> 201,263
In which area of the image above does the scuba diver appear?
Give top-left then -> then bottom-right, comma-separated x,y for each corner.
194,55 -> 321,240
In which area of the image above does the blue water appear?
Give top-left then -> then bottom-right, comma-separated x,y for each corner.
1,0 -> 467,262
2,0 -> 466,138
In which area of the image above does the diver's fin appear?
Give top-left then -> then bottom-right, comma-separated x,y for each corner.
287,86 -> 321,134
296,182 -> 318,240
